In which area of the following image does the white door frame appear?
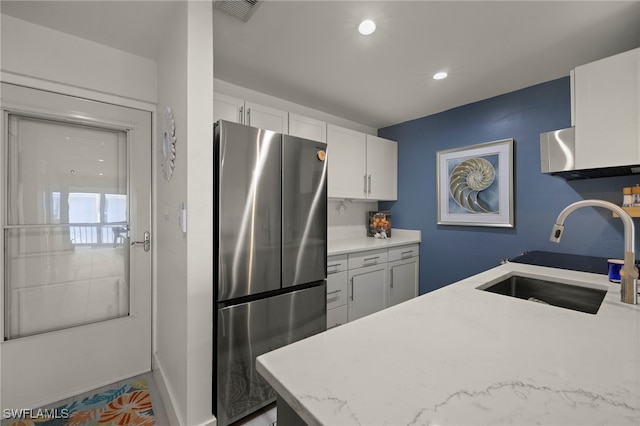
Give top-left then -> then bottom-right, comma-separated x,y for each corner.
0,83 -> 154,409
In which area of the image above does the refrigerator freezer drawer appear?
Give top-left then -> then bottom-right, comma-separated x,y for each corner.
215,282 -> 327,426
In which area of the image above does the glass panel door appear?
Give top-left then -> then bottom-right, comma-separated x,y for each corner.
4,115 -> 129,339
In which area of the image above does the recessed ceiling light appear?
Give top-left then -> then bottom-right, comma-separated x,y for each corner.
358,19 -> 376,35
433,72 -> 448,80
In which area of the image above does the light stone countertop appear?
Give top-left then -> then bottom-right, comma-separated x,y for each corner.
328,229 -> 421,256
256,262 -> 640,425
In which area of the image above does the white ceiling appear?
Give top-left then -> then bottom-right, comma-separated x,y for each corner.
3,1 -> 640,129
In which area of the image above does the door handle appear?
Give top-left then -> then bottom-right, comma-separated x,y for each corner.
350,277 -> 354,301
363,174 -> 367,194
239,106 -> 244,124
390,267 -> 394,288
368,174 -> 372,194
131,231 -> 151,252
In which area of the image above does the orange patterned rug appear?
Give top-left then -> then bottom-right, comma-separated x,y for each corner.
2,379 -> 156,426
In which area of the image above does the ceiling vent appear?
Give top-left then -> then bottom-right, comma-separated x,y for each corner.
214,0 -> 262,23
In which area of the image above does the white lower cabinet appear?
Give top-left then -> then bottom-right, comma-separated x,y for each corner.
327,243 -> 419,328
327,254 -> 348,329
348,264 -> 387,322
388,257 -> 419,307
327,305 -> 348,329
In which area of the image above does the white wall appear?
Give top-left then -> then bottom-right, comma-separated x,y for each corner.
1,7 -> 215,425
0,14 -> 157,107
155,2 -> 214,425
328,200 -> 378,240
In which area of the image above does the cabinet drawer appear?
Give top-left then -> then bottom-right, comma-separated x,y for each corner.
327,270 -> 347,310
327,254 -> 348,274
327,305 -> 347,329
348,248 -> 388,269
388,244 -> 419,262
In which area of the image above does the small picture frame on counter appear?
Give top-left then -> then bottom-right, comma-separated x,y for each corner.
368,211 -> 391,238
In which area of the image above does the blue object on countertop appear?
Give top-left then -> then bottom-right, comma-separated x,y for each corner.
607,259 -> 623,283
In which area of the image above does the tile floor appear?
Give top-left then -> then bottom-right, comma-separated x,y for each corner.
1,372 -> 170,426
235,403 -> 277,426
10,373 -> 278,426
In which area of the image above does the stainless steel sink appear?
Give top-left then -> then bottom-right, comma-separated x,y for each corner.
480,275 -> 607,314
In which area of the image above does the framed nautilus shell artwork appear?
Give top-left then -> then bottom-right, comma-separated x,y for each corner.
436,139 -> 514,227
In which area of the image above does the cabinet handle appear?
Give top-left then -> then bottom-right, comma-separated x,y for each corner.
401,250 -> 413,259
239,106 -> 244,124
327,264 -> 340,274
363,256 -> 379,266
390,267 -> 394,288
350,277 -> 354,301
364,175 -> 367,194
368,174 -> 372,194
327,289 -> 342,296
364,256 -> 379,262
246,107 -> 251,125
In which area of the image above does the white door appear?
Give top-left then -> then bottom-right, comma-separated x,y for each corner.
348,264 -> 386,322
388,257 -> 419,307
327,124 -> 367,199
288,113 -> 327,142
213,93 -> 244,124
0,83 -> 152,408
245,102 -> 288,134
366,135 -> 398,201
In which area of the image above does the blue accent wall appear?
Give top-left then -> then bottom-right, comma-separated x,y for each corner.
379,77 -> 640,294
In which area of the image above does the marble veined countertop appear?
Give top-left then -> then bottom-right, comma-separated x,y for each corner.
256,262 -> 640,425
328,229 -> 421,256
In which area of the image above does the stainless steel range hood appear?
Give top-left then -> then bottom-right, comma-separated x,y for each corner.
540,127 -> 640,180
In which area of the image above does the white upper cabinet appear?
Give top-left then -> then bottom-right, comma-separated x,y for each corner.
327,124 -> 397,200
366,135 -> 398,201
214,93 -> 244,124
327,124 -> 368,199
574,47 -> 640,169
213,93 -> 288,134
289,113 -> 327,142
245,102 -> 288,134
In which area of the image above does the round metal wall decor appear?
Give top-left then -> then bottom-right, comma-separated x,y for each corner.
160,106 -> 176,180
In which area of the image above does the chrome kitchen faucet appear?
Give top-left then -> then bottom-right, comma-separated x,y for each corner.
550,199 -> 638,305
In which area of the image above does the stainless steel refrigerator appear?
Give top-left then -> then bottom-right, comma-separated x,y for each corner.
213,120 -> 327,425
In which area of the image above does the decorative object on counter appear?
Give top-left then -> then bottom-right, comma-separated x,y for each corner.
623,187 -> 633,207
368,211 -> 391,238
437,138 -> 514,227
632,184 -> 640,206
608,258 -> 624,283
335,200 -> 347,215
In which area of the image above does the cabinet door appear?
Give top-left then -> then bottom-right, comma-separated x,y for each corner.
348,264 -> 386,322
366,135 -> 397,200
214,93 -> 244,124
245,102 -> 289,134
327,305 -> 348,329
387,257 -> 419,307
574,48 -> 640,169
327,270 -> 347,310
289,113 -> 327,142
327,124 -> 367,199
